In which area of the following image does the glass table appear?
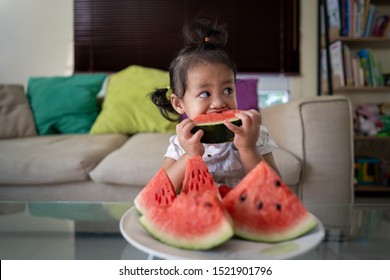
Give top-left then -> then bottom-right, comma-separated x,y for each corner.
0,201 -> 389,260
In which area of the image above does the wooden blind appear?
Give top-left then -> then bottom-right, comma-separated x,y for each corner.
74,0 -> 299,74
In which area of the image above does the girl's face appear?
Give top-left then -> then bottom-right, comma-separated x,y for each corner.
171,63 -> 237,120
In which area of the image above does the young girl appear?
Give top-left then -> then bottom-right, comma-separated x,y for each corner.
151,19 -> 280,192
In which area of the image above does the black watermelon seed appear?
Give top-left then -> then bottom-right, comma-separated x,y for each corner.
275,180 -> 281,187
257,202 -> 263,209
276,203 -> 282,211
204,202 -> 212,207
239,194 -> 247,202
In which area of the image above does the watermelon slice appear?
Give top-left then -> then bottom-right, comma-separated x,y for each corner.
222,161 -> 317,243
218,184 -> 232,198
191,110 -> 242,143
181,155 -> 219,197
139,191 -> 234,250
134,167 -> 176,215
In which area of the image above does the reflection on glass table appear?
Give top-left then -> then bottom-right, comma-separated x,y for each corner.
0,201 -> 389,260
296,204 -> 390,260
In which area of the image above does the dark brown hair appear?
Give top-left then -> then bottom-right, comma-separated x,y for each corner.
150,18 -> 237,121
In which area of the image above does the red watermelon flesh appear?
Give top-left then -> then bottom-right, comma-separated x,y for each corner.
191,110 -> 242,143
192,109 -> 241,124
139,191 -> 234,250
218,185 -> 233,198
181,155 -> 219,197
134,167 -> 176,215
222,161 -> 317,242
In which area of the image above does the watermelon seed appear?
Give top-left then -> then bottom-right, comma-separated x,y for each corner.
257,202 -> 263,209
204,202 -> 212,208
275,180 -> 281,187
239,194 -> 247,202
276,203 -> 282,211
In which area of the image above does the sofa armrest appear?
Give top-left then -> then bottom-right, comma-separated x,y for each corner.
262,96 -> 354,204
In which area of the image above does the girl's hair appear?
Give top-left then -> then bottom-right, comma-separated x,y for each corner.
150,18 -> 237,121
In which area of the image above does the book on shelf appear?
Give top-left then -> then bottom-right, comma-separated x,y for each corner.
321,41 -> 346,91
321,41 -> 385,91
364,3 -> 376,37
356,48 -> 384,86
323,0 -> 389,39
343,43 -> 354,86
326,0 -> 342,41
372,15 -> 390,37
330,41 -> 346,88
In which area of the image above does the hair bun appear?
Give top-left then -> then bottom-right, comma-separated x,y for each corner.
183,18 -> 228,49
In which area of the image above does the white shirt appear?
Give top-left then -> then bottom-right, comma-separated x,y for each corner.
164,125 -> 278,188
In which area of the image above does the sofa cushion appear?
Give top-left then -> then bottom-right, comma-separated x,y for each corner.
90,65 -> 177,135
90,132 -> 301,187
0,84 -> 37,138
0,134 -> 127,184
272,148 -> 301,186
27,74 -> 107,135
90,133 -> 173,185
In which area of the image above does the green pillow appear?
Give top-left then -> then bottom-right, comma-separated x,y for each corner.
27,74 -> 107,135
90,65 -> 176,135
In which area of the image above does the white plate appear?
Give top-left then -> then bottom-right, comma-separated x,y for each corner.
120,206 -> 325,260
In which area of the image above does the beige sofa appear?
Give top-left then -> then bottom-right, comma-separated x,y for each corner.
0,88 -> 354,204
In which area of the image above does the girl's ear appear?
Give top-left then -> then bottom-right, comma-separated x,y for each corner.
170,94 -> 185,114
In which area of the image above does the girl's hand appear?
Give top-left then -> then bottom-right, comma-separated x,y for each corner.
224,109 -> 261,151
176,119 -> 205,157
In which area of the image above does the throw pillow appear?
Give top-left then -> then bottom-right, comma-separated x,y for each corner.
0,84 -> 37,138
90,65 -> 176,135
27,74 -> 107,135
236,78 -> 259,111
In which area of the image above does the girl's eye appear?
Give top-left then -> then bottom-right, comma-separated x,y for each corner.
223,88 -> 233,95
199,91 -> 211,98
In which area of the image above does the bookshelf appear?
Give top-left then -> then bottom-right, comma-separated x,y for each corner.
319,0 -> 390,192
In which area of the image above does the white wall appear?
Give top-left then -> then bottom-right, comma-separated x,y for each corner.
0,0 -> 318,98
291,0 -> 319,99
0,0 -> 73,87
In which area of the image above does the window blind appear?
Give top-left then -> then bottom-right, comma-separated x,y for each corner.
74,0 -> 300,74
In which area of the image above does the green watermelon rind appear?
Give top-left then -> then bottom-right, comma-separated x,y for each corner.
191,119 -> 242,144
139,213 -> 234,250
234,213 -> 317,243
133,196 -> 146,215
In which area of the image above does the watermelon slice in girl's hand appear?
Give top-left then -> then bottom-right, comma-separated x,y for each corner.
191,110 -> 242,144
134,168 -> 176,215
181,155 -> 219,197
139,191 -> 234,250
222,161 -> 317,243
